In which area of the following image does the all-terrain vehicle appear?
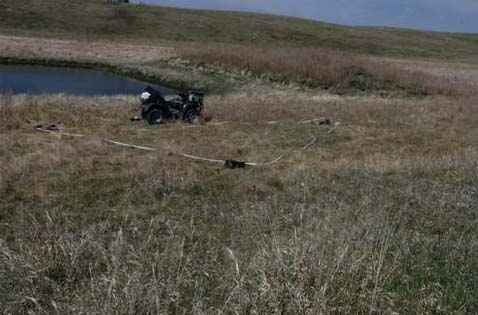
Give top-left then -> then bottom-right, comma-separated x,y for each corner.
140,86 -> 204,125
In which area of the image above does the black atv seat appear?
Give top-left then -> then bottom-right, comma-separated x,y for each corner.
145,86 -> 165,103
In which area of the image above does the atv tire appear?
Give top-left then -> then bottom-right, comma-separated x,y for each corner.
185,110 -> 200,124
147,109 -> 165,125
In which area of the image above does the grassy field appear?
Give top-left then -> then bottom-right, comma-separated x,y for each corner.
1,88 -> 477,314
1,0 -> 478,62
1,0 -> 478,314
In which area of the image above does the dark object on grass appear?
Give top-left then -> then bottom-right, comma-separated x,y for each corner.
140,86 -> 204,125
224,160 -> 246,169
319,118 -> 331,125
34,124 -> 61,132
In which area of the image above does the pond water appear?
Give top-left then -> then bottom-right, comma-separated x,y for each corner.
0,64 -> 167,96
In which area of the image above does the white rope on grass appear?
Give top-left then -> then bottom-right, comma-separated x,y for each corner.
298,118 -> 325,124
327,122 -> 341,134
35,132 -> 318,168
179,153 -> 225,164
104,136 -> 317,168
34,127 -> 85,137
102,140 -> 286,167
301,137 -> 318,151
34,119 -> 328,168
59,132 -> 85,137
181,152 -> 286,167
105,140 -> 157,151
245,154 -> 286,167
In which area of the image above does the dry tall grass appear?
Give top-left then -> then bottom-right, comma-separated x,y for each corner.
1,88 -> 477,314
178,45 -> 466,95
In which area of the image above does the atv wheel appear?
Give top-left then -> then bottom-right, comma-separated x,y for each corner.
185,110 -> 200,124
147,109 -> 164,125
